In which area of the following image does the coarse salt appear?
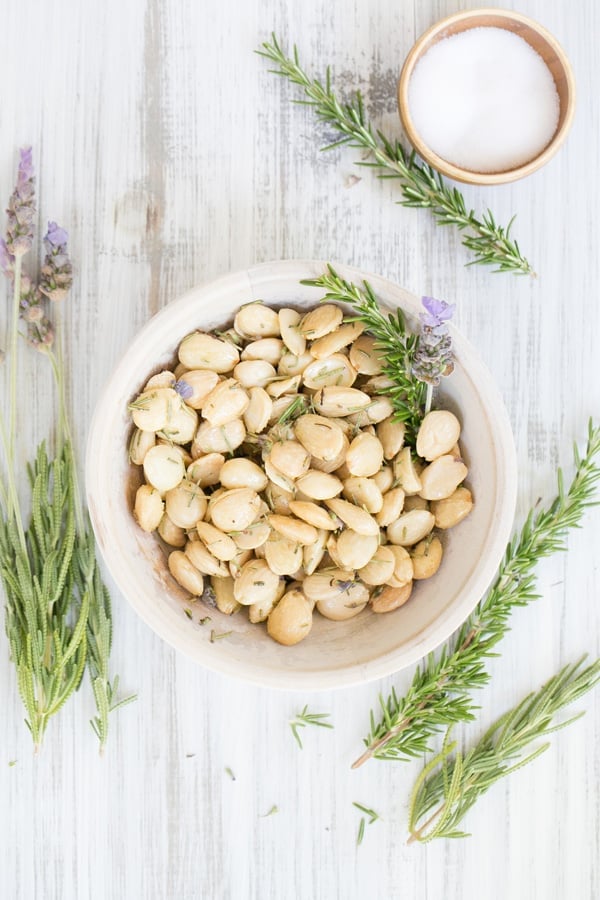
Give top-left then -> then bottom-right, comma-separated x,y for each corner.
408,27 -> 560,173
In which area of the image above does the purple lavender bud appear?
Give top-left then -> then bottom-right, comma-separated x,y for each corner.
174,379 -> 193,400
39,220 -> 73,301
0,238 -> 14,276
5,146 -> 36,258
420,296 -> 455,329
26,315 -> 54,352
45,220 -> 69,248
412,296 -> 455,387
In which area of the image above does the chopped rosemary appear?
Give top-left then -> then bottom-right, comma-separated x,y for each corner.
210,629 -> 233,643
354,802 -> 380,845
260,805 -> 279,817
289,705 -> 334,748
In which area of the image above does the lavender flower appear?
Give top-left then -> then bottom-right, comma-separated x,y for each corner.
174,379 -> 193,400
26,315 -> 54,352
411,296 -> 455,387
39,221 -> 73,302
5,147 -> 35,257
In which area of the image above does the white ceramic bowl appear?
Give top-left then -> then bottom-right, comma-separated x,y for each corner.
86,260 -> 517,690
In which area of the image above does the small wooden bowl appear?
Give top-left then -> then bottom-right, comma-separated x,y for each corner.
398,8 -> 576,185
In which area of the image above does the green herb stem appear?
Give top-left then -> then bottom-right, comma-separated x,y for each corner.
302,265 -> 426,443
353,421 -> 600,767
258,35 -> 534,276
408,657 -> 600,842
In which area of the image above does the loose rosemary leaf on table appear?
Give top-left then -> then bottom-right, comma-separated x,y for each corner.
353,420 -> 600,767
258,35 -> 534,276
302,265 -> 426,443
408,656 -> 600,843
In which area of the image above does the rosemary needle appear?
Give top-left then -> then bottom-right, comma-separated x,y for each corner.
258,34 -> 534,276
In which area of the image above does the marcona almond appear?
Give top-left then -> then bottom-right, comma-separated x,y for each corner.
416,410 -> 461,461
419,455 -> 468,501
411,536 -> 443,580
387,510 -> 435,547
371,581 -> 413,613
431,486 -> 474,529
168,551 -> 205,596
178,332 -> 239,373
234,302 -> 281,339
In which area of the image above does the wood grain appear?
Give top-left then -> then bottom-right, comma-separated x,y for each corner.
0,1 -> 598,898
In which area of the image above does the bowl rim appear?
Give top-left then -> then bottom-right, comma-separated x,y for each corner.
397,7 -> 576,185
86,259 -> 518,690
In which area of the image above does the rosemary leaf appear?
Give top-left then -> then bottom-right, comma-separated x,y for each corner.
353,420 -> 600,766
408,656 -> 600,842
258,34 -> 534,276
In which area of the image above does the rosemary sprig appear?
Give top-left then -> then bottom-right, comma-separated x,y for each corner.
353,420 -> 600,767
302,265 -> 426,442
0,442 -> 87,750
258,35 -> 534,276
289,705 -> 334,748
408,656 -> 600,842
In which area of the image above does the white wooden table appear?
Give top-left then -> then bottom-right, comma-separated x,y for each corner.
1,1 -> 598,898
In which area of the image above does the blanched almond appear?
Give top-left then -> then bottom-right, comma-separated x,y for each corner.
431,486 -> 473,529
325,498 -> 380,536
419,455 -> 468,501
168,550 -> 204,596
416,410 -> 461,461
349,334 -> 384,375
300,304 -> 343,339
387,510 -> 435,546
202,379 -> 249,426
178,332 -> 239,373
313,386 -> 371,418
134,484 -> 164,532
278,308 -> 306,356
234,302 -> 281,339
309,321 -> 364,358
289,500 -> 341,531
268,514 -> 318,545
370,581 -> 413,613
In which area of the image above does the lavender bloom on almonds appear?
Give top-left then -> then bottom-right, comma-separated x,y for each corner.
39,221 -> 73,302
174,379 -> 193,400
411,296 -> 455,387
5,147 -> 35,257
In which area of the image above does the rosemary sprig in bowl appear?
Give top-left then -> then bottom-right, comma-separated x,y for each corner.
258,35 -> 534,276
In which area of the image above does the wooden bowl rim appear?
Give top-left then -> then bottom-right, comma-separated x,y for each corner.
397,7 -> 576,185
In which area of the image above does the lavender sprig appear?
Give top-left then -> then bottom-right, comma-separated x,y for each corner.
0,150 -> 133,750
412,297 -> 455,414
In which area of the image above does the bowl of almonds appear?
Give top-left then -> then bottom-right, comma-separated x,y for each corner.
86,260 -> 516,689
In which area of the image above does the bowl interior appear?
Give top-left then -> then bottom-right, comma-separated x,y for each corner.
398,9 -> 575,184
87,260 -> 517,690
